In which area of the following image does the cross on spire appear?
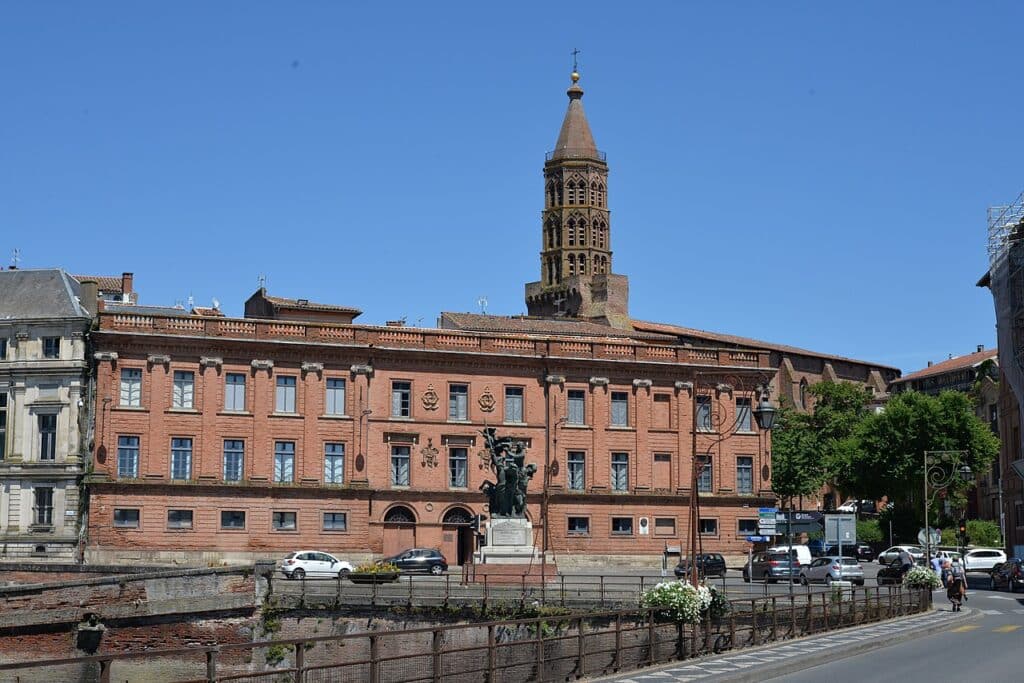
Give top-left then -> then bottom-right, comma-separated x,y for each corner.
571,48 -> 580,73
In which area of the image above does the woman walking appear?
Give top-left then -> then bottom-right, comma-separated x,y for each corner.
943,559 -> 965,612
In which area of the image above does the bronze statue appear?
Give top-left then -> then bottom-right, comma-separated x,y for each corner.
479,427 -> 536,517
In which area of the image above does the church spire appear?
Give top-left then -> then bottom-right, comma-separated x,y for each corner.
551,68 -> 599,161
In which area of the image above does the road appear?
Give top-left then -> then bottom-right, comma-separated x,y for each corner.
765,577 -> 1024,681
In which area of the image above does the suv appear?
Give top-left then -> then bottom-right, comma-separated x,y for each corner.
989,558 -> 1024,592
962,548 -> 1007,572
742,551 -> 797,584
674,553 -> 727,579
382,548 -> 449,575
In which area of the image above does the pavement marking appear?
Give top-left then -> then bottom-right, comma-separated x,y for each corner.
983,595 -> 1017,600
991,624 -> 1021,633
1014,609 -> 1024,614
950,625 -> 981,632
980,609 -> 1004,615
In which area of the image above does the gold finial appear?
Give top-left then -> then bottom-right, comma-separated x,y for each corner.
571,71 -> 580,83
571,48 -> 580,83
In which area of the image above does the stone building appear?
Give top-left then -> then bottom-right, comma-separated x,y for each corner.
0,269 -> 92,561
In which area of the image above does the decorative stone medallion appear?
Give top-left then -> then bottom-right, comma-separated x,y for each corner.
422,384 -> 439,411
478,387 -> 496,412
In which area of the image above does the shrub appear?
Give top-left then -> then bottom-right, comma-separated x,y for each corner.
967,519 -> 1001,547
903,566 -> 940,590
354,562 -> 399,574
640,581 -> 714,624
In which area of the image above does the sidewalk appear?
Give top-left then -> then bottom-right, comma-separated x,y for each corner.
588,597 -> 974,683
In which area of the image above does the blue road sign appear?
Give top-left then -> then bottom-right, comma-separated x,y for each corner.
746,535 -> 770,543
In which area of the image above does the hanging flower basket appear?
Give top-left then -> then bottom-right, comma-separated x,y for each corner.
903,566 -> 940,590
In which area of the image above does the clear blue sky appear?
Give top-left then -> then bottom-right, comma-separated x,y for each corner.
2,2 -> 1019,373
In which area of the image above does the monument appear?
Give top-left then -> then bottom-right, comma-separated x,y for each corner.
475,428 -> 542,564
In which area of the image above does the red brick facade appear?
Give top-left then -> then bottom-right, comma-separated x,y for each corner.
86,312 -> 775,566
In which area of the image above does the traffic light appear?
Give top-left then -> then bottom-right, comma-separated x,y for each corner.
958,518 -> 967,536
470,514 -> 487,534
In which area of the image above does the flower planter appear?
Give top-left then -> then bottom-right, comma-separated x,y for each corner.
348,572 -> 400,584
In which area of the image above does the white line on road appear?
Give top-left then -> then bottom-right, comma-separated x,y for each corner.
980,609 -> 1004,614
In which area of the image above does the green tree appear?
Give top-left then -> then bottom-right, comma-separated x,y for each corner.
845,391 -> 999,525
856,518 -> 883,543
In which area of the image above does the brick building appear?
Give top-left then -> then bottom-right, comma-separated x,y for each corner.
83,70 -> 898,566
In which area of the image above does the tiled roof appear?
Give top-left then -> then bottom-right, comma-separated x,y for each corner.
264,295 -> 361,315
0,269 -> 89,319
891,348 -> 998,385
631,319 -> 901,371
104,303 -> 190,317
73,275 -> 123,292
439,312 -> 675,342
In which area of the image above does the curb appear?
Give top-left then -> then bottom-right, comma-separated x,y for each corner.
704,607 -> 979,682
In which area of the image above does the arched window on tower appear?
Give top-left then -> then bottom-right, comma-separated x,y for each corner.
598,222 -> 606,249
566,180 -> 576,205
546,181 -> 554,208
555,258 -> 562,280
567,254 -> 576,276
578,219 -> 587,247
578,253 -> 586,275
590,181 -> 598,206
555,181 -> 563,205
567,218 -> 576,246
598,182 -> 606,207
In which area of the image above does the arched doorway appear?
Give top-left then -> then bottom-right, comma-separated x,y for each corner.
441,507 -> 474,567
382,505 -> 417,557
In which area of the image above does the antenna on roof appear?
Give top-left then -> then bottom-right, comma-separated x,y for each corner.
257,273 -> 267,290
187,292 -> 194,309
477,295 -> 489,315
212,297 -> 221,310
10,248 -> 21,269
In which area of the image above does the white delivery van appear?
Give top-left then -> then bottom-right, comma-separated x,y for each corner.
768,544 -> 812,568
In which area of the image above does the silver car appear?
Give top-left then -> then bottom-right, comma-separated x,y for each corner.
799,556 -> 865,586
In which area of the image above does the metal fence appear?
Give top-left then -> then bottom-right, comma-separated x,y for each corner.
0,585 -> 930,683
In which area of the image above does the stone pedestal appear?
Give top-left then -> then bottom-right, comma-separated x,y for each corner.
476,516 -> 541,564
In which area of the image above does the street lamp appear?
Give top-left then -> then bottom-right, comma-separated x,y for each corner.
922,450 -> 972,566
688,376 -> 777,586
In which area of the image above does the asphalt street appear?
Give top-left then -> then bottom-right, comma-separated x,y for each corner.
764,584 -> 1024,682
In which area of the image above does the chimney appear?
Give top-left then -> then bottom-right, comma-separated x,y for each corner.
121,272 -> 134,303
927,361 -> 933,367
79,279 -> 98,317
977,344 -> 984,353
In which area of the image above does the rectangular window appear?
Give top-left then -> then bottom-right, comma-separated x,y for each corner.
325,378 -> 346,415
0,392 -> 7,459
223,439 -> 244,482
274,441 -> 295,483
224,373 -> 246,412
391,381 -> 411,417
272,511 -> 297,531
699,519 -> 718,535
567,516 -> 590,535
323,512 -> 348,531
172,371 -> 195,409
324,442 -> 345,484
653,394 -> 671,429
611,517 -> 633,535
567,389 -> 586,425
167,509 -> 194,529
504,386 -> 524,423
171,438 -> 193,480
654,517 -> 676,536
697,455 -> 712,493
567,451 -> 586,491
736,456 -> 754,494
0,338 -> 6,359
120,368 -> 142,407
449,447 -> 468,488
42,337 -> 60,359
117,435 -> 140,478
33,487 -> 54,526
610,391 -> 629,427
738,519 -> 758,534
1016,501 -> 1024,528
696,395 -> 712,432
448,384 -> 469,421
275,376 -> 297,413
391,445 -> 411,486
220,510 -> 246,529
113,508 -> 139,528
38,414 -> 57,460
736,397 -> 752,432
611,452 -> 629,492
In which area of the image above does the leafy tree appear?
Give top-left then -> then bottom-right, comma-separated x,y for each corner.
856,518 -> 883,543
844,391 -> 999,524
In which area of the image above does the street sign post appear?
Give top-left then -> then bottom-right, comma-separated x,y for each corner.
824,514 -> 856,558
758,507 -> 777,536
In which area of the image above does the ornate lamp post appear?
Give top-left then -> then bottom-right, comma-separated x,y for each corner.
687,374 -> 777,586
922,450 -> 972,565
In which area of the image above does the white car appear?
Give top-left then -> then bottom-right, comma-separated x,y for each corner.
279,550 -> 353,579
961,548 -> 1006,572
876,545 -> 925,565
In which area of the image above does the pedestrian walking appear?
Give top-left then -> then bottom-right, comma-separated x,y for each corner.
930,553 -> 943,577
943,559 -> 965,611
898,549 -> 914,579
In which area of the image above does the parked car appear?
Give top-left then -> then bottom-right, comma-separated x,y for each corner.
382,547 -> 449,575
674,553 -> 727,579
742,551 -> 797,584
876,545 -> 925,565
989,558 -> 1024,592
768,544 -> 812,568
930,550 -> 961,564
876,556 -> 929,585
279,550 -> 353,580
855,544 -> 875,562
962,548 -> 1007,572
799,556 -> 865,586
